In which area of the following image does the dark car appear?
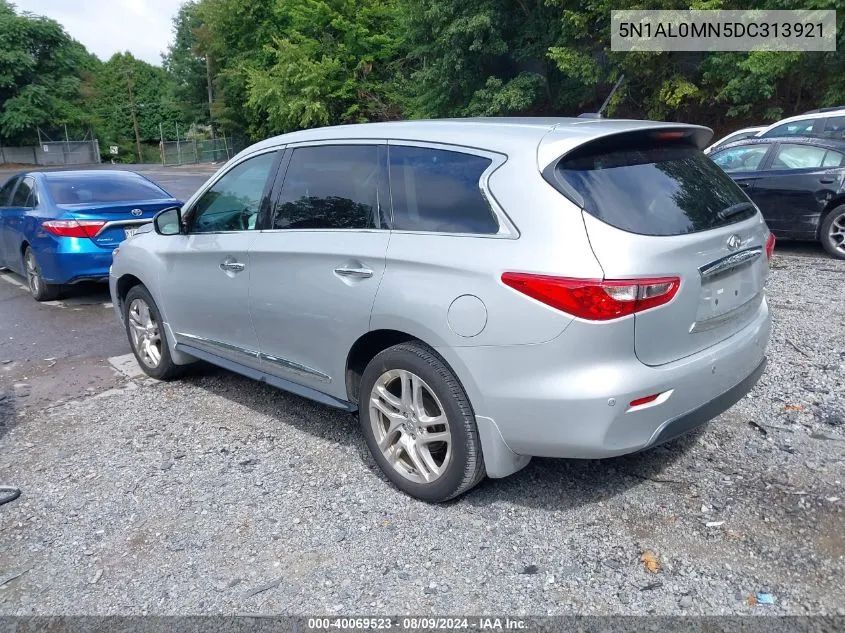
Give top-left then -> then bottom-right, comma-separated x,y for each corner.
710,137 -> 845,259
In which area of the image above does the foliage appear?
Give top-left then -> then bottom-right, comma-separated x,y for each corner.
2,0 -> 845,150
0,0 -> 96,143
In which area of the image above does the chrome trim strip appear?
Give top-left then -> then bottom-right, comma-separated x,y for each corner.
690,292 -> 764,334
698,247 -> 762,279
259,353 -> 331,383
176,332 -> 260,358
95,219 -> 151,237
175,332 -> 330,382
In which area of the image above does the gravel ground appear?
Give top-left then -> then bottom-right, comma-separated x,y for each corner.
0,245 -> 843,616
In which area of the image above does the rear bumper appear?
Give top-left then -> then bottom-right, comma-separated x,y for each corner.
34,237 -> 114,285
645,356 -> 766,449
440,297 -> 771,459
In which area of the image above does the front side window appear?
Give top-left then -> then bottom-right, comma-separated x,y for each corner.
761,118 -> 815,138
711,145 -> 769,172
770,144 -> 827,170
0,177 -> 19,206
272,145 -> 380,230
191,151 -> 277,233
10,178 -> 35,207
389,145 -> 498,234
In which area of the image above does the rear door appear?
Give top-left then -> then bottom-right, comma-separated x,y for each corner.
157,150 -> 281,369
554,133 -> 770,366
248,142 -> 390,401
750,142 -> 844,238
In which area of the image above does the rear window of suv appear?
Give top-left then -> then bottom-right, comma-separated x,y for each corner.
555,141 -> 755,236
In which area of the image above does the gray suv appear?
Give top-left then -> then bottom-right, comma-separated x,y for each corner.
109,118 -> 773,502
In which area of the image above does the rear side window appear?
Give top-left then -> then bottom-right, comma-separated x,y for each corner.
273,145 -> 380,230
47,175 -> 170,204
389,146 -> 498,234
557,142 -> 755,236
760,118 -> 815,138
770,144 -> 827,169
821,116 -> 845,140
11,178 -> 34,207
823,150 -> 845,167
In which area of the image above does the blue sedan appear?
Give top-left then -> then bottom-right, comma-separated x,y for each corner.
0,170 -> 181,300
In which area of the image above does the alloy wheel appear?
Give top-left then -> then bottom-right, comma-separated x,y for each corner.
368,369 -> 452,484
25,251 -> 40,296
127,298 -> 162,369
828,212 -> 845,255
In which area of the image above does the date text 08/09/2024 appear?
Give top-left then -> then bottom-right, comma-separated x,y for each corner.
307,618 -> 528,630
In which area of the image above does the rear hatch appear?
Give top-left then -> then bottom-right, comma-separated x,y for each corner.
546,126 -> 770,366
57,200 -> 179,248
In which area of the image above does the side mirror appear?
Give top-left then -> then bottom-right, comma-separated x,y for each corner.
153,207 -> 183,236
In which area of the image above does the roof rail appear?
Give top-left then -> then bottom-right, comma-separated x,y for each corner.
802,105 -> 845,115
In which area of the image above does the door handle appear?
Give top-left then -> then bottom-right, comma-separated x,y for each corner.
737,181 -> 751,188
334,266 -> 373,279
219,260 -> 245,273
820,177 -> 835,184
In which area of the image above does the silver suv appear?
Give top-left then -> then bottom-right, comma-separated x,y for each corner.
109,118 -> 773,502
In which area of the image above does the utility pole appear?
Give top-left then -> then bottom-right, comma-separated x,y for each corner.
206,54 -> 215,139
125,70 -> 143,163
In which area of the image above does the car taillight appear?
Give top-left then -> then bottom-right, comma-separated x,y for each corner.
765,233 -> 775,260
42,220 -> 107,238
501,273 -> 681,321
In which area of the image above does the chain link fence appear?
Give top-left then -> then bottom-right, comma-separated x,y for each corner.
0,139 -> 101,166
161,137 -> 238,166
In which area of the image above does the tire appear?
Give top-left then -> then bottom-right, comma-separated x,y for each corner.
23,247 -> 61,301
358,342 -> 485,502
123,285 -> 180,380
820,204 -> 845,260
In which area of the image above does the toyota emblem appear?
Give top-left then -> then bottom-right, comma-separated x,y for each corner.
726,235 -> 742,251
131,208 -> 143,217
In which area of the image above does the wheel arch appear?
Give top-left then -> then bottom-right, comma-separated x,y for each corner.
115,273 -> 144,313
817,195 -> 845,239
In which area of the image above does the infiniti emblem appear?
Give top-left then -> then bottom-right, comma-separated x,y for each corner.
131,208 -> 143,217
726,234 -> 742,251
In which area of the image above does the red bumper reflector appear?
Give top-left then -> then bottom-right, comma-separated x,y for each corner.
629,393 -> 661,407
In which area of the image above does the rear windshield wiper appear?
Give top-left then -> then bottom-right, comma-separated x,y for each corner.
717,202 -> 756,221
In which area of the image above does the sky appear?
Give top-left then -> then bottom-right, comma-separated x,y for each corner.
16,0 -> 185,66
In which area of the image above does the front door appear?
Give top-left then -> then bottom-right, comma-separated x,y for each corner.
0,176 -> 21,269
248,143 -> 390,402
157,150 -> 281,368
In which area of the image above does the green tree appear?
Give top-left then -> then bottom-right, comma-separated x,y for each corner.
0,0 -> 95,143
164,1 -> 212,127
87,53 -> 181,160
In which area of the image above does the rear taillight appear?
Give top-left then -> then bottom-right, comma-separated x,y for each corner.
42,220 -> 107,238
501,273 -> 681,321
765,233 -> 775,260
